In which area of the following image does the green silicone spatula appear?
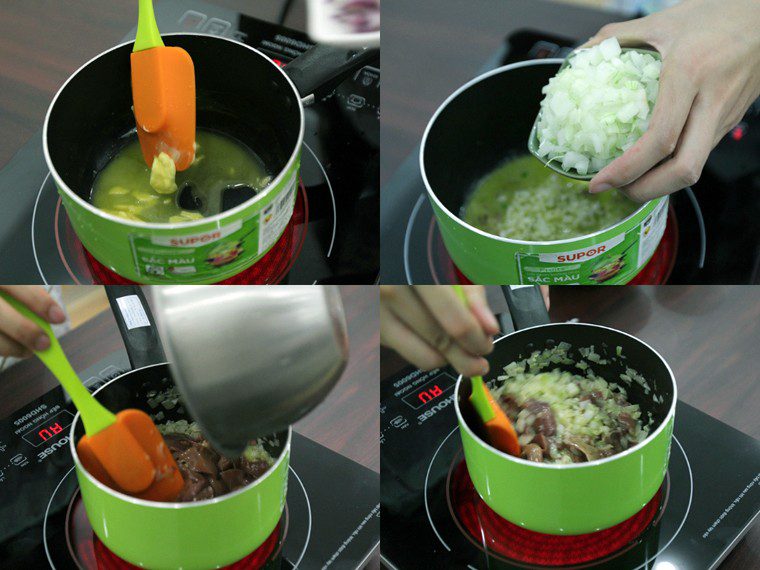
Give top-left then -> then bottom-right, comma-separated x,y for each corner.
452,285 -> 521,457
0,293 -> 184,501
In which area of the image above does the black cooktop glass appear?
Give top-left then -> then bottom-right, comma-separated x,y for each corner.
0,0 -> 379,284
0,351 -> 379,569
380,365 -> 760,569
380,28 -> 760,285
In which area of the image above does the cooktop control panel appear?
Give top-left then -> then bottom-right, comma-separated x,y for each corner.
0,353 -> 130,544
155,1 -> 380,124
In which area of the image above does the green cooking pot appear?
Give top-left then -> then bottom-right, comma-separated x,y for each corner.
44,34 -> 375,283
455,286 -> 677,534
66,286 -> 290,568
420,60 -> 669,285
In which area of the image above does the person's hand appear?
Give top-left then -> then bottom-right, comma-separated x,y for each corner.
0,286 -> 66,358
584,0 -> 760,201
380,285 -> 499,376
381,286 -> 551,376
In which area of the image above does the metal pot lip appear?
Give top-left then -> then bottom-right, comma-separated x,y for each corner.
454,322 -> 678,470
43,32 -> 305,231
419,58 -> 657,247
68,362 -> 292,509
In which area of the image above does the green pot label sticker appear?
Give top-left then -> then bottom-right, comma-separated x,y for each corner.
127,174 -> 297,283
257,182 -> 298,255
636,198 -> 668,267
516,198 -> 668,285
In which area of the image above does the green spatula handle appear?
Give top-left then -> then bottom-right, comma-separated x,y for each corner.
0,293 -> 116,435
451,285 -> 495,422
134,0 -> 164,52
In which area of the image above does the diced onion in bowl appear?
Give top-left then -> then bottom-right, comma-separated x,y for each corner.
535,38 -> 661,176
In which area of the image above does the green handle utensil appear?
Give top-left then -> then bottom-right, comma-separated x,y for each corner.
134,0 -> 164,53
0,293 -> 116,435
452,285 -> 521,456
452,285 -> 494,421
1,292 -> 184,499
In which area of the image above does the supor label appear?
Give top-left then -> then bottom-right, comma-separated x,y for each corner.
516,197 -> 669,285
538,234 -> 625,264
127,174 -> 298,283
150,221 -> 242,247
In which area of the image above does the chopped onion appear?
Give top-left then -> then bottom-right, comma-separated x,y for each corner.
535,38 -> 661,175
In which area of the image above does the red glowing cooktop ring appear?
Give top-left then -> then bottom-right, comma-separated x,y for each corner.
80,179 -> 308,285
66,489 -> 285,569
450,205 -> 678,286
447,460 -> 665,567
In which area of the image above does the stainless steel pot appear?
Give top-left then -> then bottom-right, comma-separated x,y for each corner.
149,285 -> 349,455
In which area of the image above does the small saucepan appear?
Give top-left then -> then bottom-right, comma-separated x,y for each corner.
420,60 -> 669,285
455,286 -> 676,535
45,34 -> 376,284
69,286 -> 290,569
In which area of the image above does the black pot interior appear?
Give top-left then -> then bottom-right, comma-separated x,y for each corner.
72,365 -> 287,463
47,35 -> 301,200
423,62 -> 559,216
459,324 -> 674,446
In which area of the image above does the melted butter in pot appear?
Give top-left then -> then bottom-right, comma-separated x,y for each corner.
91,130 -> 272,223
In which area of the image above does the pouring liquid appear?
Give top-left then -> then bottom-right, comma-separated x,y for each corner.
91,129 -> 271,223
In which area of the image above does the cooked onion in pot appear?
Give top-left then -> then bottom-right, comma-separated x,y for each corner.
492,343 -> 653,464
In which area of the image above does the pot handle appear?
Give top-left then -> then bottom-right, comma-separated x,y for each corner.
105,286 -> 166,370
501,285 -> 551,331
284,45 -> 379,104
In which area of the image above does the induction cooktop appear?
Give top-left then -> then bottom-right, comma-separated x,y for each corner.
380,363 -> 760,569
0,351 -> 379,569
379,27 -> 760,285
0,0 -> 379,284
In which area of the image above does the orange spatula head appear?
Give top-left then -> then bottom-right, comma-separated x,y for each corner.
481,388 -> 522,457
131,46 -> 196,171
451,285 -> 521,457
77,409 -> 184,501
118,409 -> 185,502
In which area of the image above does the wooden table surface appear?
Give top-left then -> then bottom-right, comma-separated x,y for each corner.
0,284 -> 379,567
294,285 -> 379,473
0,0 -> 305,168
380,0 -> 619,185
381,285 -> 760,569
